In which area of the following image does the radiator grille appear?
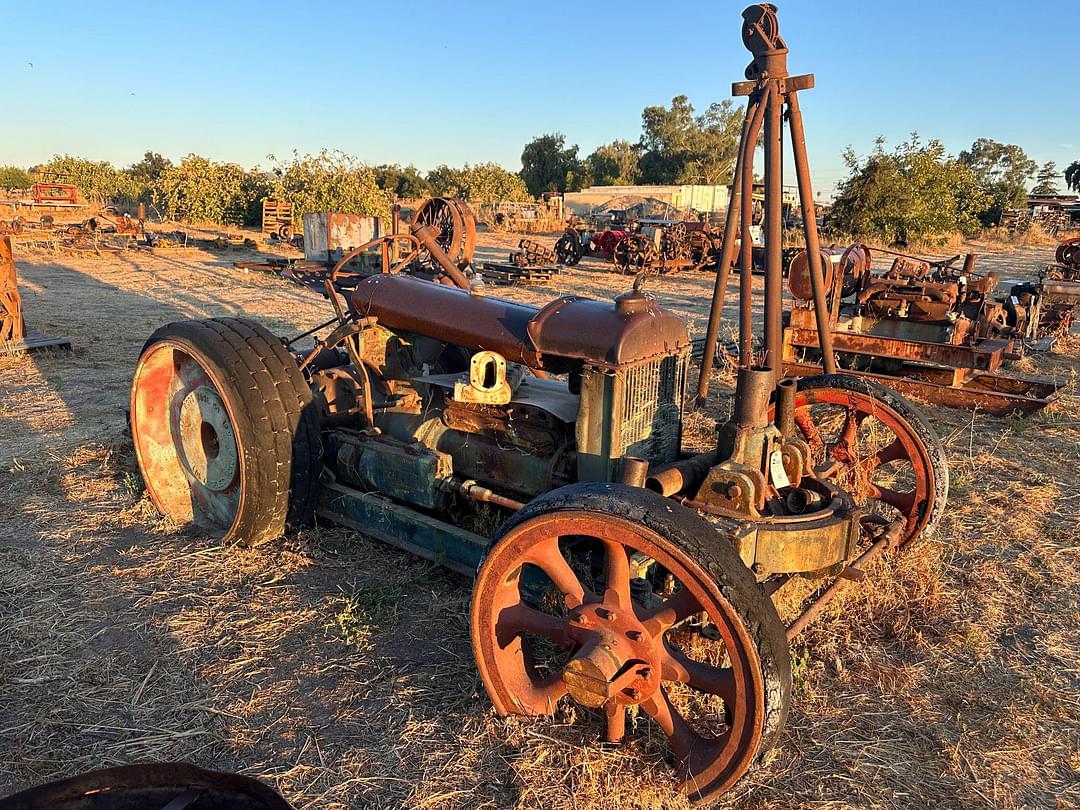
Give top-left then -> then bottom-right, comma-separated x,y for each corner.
620,350 -> 688,463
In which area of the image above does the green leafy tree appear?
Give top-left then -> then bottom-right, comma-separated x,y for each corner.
958,138 -> 1036,225
126,151 -> 173,185
270,150 -> 390,224
374,164 -> 431,198
1031,161 -> 1061,195
35,155 -> 141,204
637,96 -> 743,185
0,166 -> 34,189
1065,160 -> 1080,193
423,163 -> 530,203
153,155 -> 272,225
585,140 -> 640,186
519,133 -> 585,195
426,164 -> 465,197
456,163 -> 531,203
829,135 -> 989,243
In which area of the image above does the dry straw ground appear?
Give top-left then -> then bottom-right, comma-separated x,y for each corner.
1,230 -> 1078,809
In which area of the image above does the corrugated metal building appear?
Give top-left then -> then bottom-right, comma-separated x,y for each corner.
564,184 -> 731,216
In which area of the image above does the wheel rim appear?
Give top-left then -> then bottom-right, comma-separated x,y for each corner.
131,340 -> 244,537
788,388 -> 936,546
471,510 -> 768,797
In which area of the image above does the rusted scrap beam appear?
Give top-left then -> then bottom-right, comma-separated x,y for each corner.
1,237 -> 26,342
785,326 -> 1007,372
783,360 -> 1059,416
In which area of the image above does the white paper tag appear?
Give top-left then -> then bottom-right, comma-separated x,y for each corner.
769,449 -> 791,489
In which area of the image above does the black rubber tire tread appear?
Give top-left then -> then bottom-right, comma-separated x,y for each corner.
491,482 -> 791,801
788,373 -> 949,545
138,317 -> 321,545
206,317 -> 323,527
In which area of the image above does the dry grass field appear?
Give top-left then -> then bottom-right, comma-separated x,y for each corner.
1,228 -> 1078,809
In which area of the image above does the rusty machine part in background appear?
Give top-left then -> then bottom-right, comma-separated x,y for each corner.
781,243 -> 1062,415
478,238 -> 564,285
515,238 -> 558,266
127,6 -> 951,805
413,197 -> 476,271
553,228 -> 585,265
1,236 -> 25,343
0,236 -> 72,354
1054,236 -> 1080,268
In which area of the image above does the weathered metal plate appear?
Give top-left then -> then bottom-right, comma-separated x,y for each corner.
317,481 -> 488,578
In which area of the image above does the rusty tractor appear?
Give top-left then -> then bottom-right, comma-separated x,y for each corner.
555,222 -> 714,275
130,6 -> 949,804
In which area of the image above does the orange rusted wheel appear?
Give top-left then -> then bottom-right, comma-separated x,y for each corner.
130,318 -> 321,545
776,375 -> 948,547
471,483 -> 790,804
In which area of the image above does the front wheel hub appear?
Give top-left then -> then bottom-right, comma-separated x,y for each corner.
563,603 -> 661,708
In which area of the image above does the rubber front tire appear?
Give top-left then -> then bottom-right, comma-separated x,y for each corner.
130,317 -> 322,545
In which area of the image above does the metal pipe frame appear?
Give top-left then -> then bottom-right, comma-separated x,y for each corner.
695,38 -> 837,402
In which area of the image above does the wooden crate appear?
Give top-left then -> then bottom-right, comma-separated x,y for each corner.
262,200 -> 294,236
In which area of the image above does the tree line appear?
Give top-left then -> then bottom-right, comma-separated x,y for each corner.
1,91 -> 1076,240
0,151 -> 531,227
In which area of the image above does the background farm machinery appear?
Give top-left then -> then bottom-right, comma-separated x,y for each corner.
129,6 -> 951,805
555,217 -> 803,278
779,242 -> 1074,414
479,195 -> 565,233
555,220 -> 725,274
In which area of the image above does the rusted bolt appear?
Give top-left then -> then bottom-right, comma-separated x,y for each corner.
571,614 -> 589,626
726,483 -> 743,499
624,688 -> 641,700
637,667 -> 651,680
626,629 -> 643,642
596,607 -> 615,621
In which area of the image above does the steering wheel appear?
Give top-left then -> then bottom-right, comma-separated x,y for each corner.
330,234 -> 422,284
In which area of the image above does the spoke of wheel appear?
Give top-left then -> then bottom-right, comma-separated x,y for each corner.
640,587 -> 703,636
526,538 -> 591,609
837,409 -> 869,449
660,643 -> 737,706
866,482 -> 918,514
862,436 -> 908,473
605,700 -> 626,743
601,539 -> 632,609
640,687 -> 699,764
495,603 -> 568,648
531,671 -> 570,713
795,409 -> 824,454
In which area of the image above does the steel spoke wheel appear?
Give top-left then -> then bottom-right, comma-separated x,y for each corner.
471,483 -> 791,804
130,317 -> 321,545
775,374 -> 948,547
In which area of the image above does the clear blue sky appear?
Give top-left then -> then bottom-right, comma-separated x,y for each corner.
3,1 -> 1076,199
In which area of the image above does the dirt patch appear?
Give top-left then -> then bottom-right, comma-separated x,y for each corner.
1,232 -> 1078,808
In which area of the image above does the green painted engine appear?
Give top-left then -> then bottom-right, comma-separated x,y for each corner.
304,274 -> 691,524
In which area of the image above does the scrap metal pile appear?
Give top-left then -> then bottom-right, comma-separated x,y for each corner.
127,6 -> 958,805
479,238 -> 565,285
1009,236 -> 1080,341
778,243 -> 1070,414
554,220 -> 723,274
